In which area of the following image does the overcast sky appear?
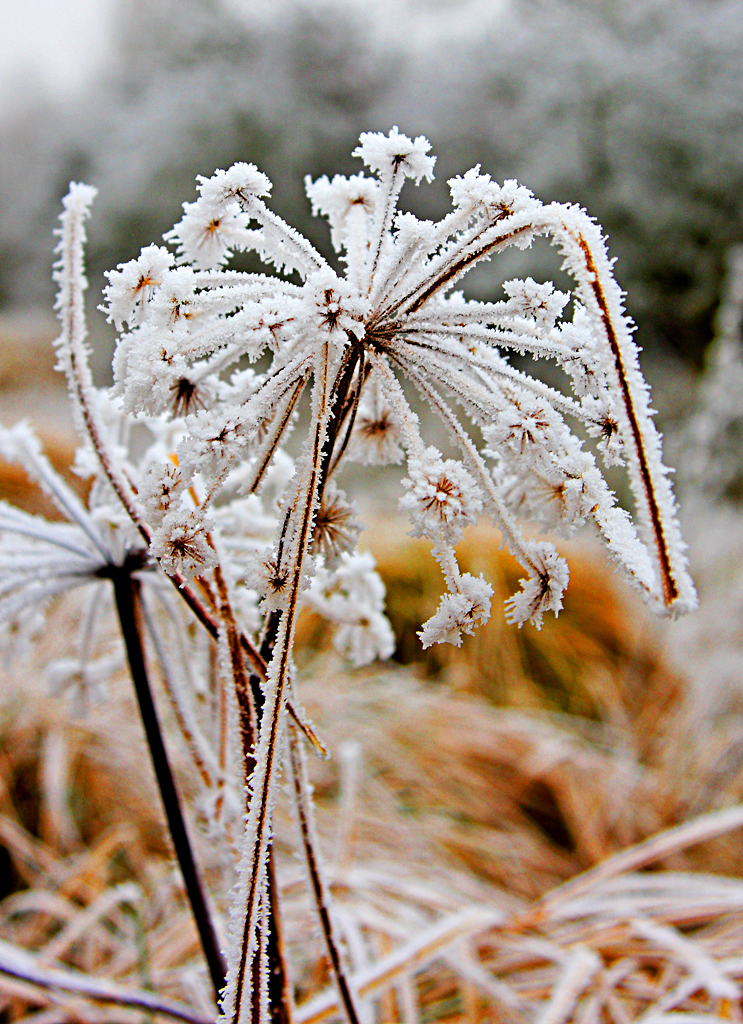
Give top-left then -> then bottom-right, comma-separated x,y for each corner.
0,0 -> 115,105
0,0 -> 505,110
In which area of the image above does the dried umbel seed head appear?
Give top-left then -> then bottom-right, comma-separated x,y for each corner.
109,130 -> 695,635
35,130 -> 698,1024
310,484 -> 361,566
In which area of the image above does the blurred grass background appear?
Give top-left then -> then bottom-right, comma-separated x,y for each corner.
1,0 -> 742,366
2,0 -> 743,901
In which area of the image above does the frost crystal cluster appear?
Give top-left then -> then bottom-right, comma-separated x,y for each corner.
0,129 -> 696,1024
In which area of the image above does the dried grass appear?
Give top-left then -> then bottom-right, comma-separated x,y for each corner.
1,467 -> 741,1024
1,545 -> 743,1024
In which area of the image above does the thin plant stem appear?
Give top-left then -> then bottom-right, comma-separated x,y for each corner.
288,724 -> 361,1024
266,856 -> 293,1024
214,564 -> 294,1024
105,562 -> 226,1002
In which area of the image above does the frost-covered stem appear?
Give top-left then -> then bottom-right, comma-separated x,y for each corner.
400,333 -> 587,425
257,890 -> 270,1024
226,348 -> 333,1024
316,341 -> 362,501
287,725 -> 361,1024
252,617 -> 296,1024
214,566 -> 295,1024
265,858 -> 293,1024
214,563 -> 258,778
327,352 -> 369,479
106,562 -> 226,1001
54,184 -> 147,541
363,163 -> 406,295
140,590 -> 217,790
241,377 -> 309,497
573,227 -> 676,605
170,573 -> 320,751
213,564 -> 294,1024
390,221 -> 537,319
364,350 -> 426,460
216,633 -> 230,825
533,206 -> 694,613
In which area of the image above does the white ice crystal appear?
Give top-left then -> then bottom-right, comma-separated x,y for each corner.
400,448 -> 484,545
419,572 -> 494,649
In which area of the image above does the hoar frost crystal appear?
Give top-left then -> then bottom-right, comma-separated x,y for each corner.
0,128 -> 696,1024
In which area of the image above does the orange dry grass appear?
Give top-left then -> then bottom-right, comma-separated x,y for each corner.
299,524 -> 681,753
2,491 -> 743,1024
0,606 -> 212,1022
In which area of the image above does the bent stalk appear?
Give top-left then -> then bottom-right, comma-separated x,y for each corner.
105,561 -> 226,1002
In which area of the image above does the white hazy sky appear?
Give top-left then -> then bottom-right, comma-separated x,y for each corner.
0,0 -> 506,109
0,0 -> 115,104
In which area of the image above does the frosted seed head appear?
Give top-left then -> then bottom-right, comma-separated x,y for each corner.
148,266 -> 200,331
583,397 -> 626,466
150,506 -> 218,582
503,277 -> 569,329
310,483 -> 361,567
505,542 -> 570,629
305,551 -> 394,666
305,172 -> 378,253
61,126 -> 694,668
195,163 -> 272,214
348,374 -> 404,466
139,461 -> 182,527
353,126 -> 436,184
484,392 -> 560,470
333,611 -> 395,667
447,169 -> 540,222
328,550 -> 387,610
419,572 -> 493,649
303,268 -> 369,341
102,245 -> 174,330
400,448 -> 484,545
244,550 -> 291,612
166,199 -> 250,270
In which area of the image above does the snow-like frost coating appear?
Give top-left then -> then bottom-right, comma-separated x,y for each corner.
0,128 -> 698,1024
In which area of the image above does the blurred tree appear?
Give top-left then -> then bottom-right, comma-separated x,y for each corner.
0,0 -> 401,307
1,0 -> 741,366
394,0 -> 743,362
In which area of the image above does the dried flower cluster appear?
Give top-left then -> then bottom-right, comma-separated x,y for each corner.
0,128 -> 695,1024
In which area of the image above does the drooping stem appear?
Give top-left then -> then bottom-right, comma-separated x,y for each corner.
107,563 -> 226,1002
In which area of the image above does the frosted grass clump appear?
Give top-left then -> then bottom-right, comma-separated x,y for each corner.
0,128 -> 696,1024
